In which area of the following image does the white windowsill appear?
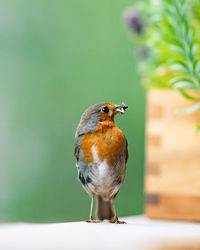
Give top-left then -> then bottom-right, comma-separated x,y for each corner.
0,215 -> 200,249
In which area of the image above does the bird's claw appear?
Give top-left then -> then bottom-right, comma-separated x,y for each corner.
109,216 -> 126,224
85,220 -> 101,223
85,217 -> 101,223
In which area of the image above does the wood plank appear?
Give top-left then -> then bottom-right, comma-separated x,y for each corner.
146,194 -> 200,221
145,90 -> 200,221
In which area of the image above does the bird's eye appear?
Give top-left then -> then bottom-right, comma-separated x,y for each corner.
102,106 -> 109,113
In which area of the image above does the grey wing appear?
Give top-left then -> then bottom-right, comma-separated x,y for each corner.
125,138 -> 128,164
74,137 -> 81,161
113,138 -> 128,186
115,138 -> 128,166
74,136 -> 92,188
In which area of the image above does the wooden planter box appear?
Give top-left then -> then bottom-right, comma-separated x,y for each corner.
145,90 -> 200,221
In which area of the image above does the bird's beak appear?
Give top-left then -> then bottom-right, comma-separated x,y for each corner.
115,103 -> 128,114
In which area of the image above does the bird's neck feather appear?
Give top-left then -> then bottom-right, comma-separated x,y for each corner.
95,120 -> 115,132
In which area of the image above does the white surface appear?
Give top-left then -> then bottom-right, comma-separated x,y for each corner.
0,216 -> 200,250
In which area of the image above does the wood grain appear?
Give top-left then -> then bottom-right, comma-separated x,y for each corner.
146,194 -> 200,221
145,90 -> 200,221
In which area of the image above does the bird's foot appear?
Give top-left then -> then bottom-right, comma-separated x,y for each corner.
109,216 -> 126,224
85,216 -> 101,223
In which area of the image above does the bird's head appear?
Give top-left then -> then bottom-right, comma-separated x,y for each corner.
75,102 -> 128,137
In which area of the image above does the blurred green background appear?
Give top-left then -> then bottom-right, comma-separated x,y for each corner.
0,0 -> 145,222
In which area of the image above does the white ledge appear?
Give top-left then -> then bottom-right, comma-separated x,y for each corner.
0,215 -> 200,249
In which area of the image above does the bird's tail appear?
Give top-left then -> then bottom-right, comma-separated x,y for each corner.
96,195 -> 114,220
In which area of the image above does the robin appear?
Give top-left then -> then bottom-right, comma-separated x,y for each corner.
74,103 -> 128,224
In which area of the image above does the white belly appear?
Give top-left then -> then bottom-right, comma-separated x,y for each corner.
84,145 -> 124,201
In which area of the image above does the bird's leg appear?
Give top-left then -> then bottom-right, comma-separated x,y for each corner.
85,194 -> 100,223
109,199 -> 126,224
85,193 -> 94,222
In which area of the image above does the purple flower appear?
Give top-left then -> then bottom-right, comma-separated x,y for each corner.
123,8 -> 143,35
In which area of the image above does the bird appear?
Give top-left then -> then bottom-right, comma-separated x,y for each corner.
74,102 -> 128,224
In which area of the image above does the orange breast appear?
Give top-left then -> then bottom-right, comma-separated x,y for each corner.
81,121 -> 125,166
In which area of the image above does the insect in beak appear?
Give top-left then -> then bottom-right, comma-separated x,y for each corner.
115,103 -> 128,114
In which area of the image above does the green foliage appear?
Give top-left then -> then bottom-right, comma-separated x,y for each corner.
161,0 -> 200,113
176,102 -> 200,114
125,0 -> 200,114
196,124 -> 200,132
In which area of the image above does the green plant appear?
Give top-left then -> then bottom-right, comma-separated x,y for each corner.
159,0 -> 200,114
124,0 -> 200,117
